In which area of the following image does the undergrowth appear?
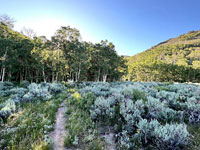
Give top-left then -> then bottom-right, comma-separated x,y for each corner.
64,91 -> 106,150
0,93 -> 67,150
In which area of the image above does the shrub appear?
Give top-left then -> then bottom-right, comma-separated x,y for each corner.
48,82 -> 65,94
134,119 -> 190,149
120,99 -> 144,133
68,82 -> 200,149
79,92 -> 96,113
146,96 -> 182,123
132,89 -> 147,103
136,119 -> 160,148
90,96 -> 116,121
155,123 -> 190,150
19,80 -> 30,88
0,99 -> 16,119
1,81 -> 14,87
22,83 -> 52,101
9,88 -> 28,97
184,110 -> 200,124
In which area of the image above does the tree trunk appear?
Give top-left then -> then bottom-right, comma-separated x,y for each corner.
55,72 -> 58,82
78,62 -> 81,81
1,49 -> 7,82
103,74 -> 107,82
42,66 -> 46,83
1,67 -> 5,82
36,70 -> 38,83
0,68 -> 2,81
75,72 -> 78,82
72,73 -> 74,82
8,69 -> 11,82
52,72 -> 54,82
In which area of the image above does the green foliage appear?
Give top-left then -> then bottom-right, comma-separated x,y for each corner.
126,31 -> 200,82
132,89 -> 147,102
19,80 -> 30,88
78,92 -> 96,112
0,93 -> 67,150
154,85 -> 170,92
88,139 -> 106,150
188,125 -> 200,150
65,92 -> 105,149
0,15 -> 127,83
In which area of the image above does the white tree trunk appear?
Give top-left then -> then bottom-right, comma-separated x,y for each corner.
103,74 -> 107,82
75,72 -> 78,82
72,73 -> 74,82
1,67 -> 5,82
56,72 -> 58,82
77,63 -> 81,81
42,66 -> 46,83
1,50 -> 7,82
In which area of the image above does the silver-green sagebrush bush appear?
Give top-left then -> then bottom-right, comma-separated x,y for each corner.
76,82 -> 200,149
146,96 -> 183,122
0,82 -> 66,121
90,96 -> 116,120
22,83 -> 52,101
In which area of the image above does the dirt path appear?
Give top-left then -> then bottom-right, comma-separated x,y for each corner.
49,100 -> 116,150
103,132 -> 116,150
99,126 -> 116,150
49,101 -> 67,150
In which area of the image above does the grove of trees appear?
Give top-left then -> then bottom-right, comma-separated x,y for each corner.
0,15 -> 127,83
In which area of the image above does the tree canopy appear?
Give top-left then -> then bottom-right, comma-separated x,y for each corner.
0,19 -> 127,83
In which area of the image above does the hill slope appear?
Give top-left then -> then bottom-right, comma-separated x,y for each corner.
126,30 -> 200,82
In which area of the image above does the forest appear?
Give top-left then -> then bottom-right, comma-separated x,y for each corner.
0,15 -> 127,83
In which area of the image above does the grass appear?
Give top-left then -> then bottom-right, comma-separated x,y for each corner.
188,124 -> 200,150
0,93 -> 67,150
64,92 -> 106,150
88,139 -> 106,150
154,85 -> 170,92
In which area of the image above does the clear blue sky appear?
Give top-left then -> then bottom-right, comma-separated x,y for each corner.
0,0 -> 200,55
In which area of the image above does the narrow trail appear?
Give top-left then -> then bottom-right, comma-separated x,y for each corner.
49,101 -> 67,150
99,126 -> 116,150
49,99 -> 116,150
103,132 -> 116,150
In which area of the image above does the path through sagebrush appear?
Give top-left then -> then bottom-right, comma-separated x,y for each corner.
99,126 -> 116,150
50,101 -> 67,150
50,100 -> 116,150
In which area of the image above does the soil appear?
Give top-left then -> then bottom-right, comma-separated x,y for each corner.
49,101 -> 67,150
99,125 -> 116,150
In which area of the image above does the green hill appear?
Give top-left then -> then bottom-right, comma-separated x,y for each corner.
126,30 -> 200,82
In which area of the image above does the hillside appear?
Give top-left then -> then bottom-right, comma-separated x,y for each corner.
126,30 -> 200,82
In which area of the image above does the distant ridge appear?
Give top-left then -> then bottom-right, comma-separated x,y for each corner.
121,55 -> 130,58
126,30 -> 200,82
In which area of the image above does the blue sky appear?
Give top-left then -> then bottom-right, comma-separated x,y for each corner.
0,0 -> 200,55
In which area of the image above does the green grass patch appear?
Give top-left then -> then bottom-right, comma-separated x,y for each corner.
0,93 -> 67,150
154,85 -> 170,92
64,94 -> 106,149
188,125 -> 200,150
